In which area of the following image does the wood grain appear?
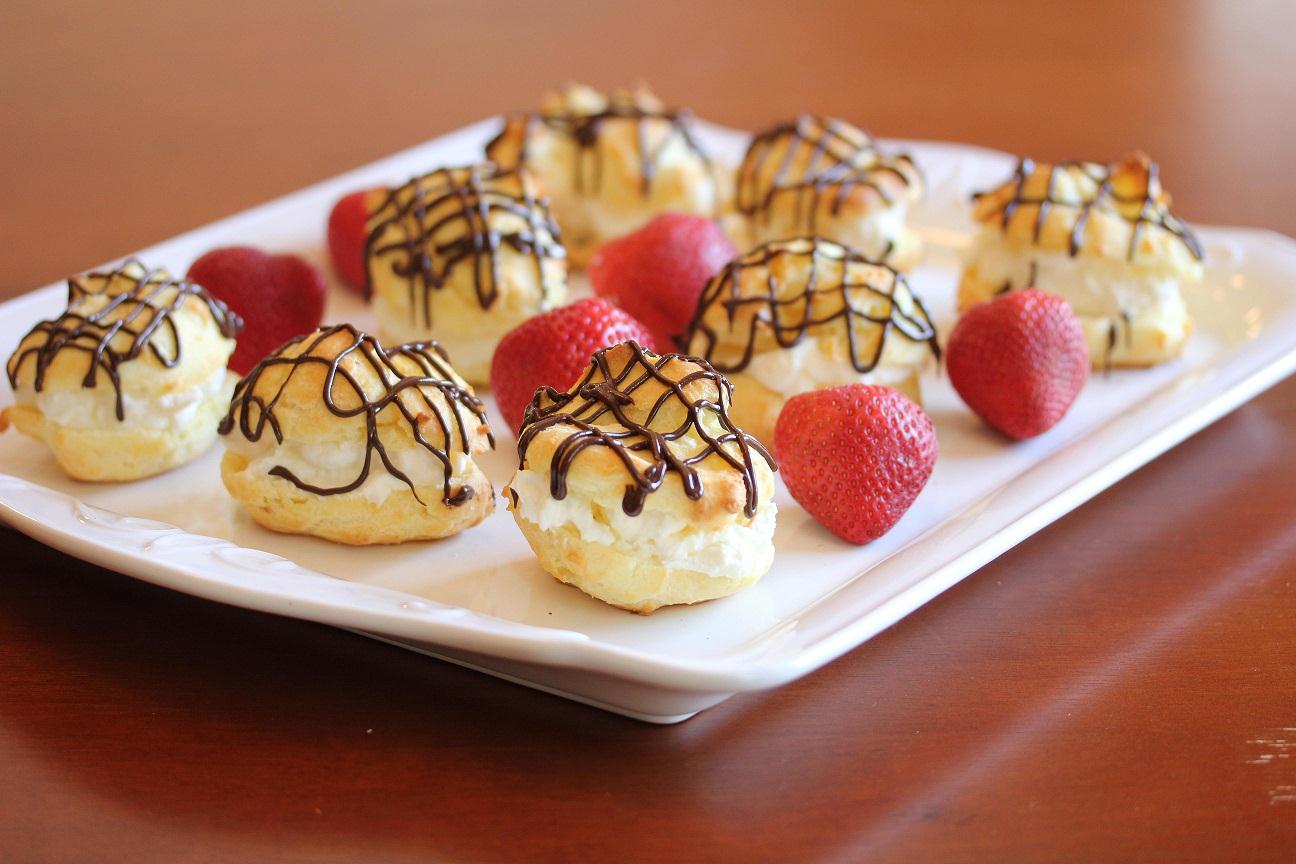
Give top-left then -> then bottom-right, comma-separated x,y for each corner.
2,1 -> 1295,861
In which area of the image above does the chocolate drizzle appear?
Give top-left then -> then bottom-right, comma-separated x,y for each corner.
1101,310 -> 1135,373
736,116 -> 920,233
997,260 -> 1039,296
486,88 -> 713,200
5,260 -> 241,421
684,238 -> 940,375
219,324 -> 493,507
516,341 -> 775,518
364,163 -> 565,327
972,153 -> 1203,262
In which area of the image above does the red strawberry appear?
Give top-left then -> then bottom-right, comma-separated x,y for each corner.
326,189 -> 374,292
188,246 -> 327,375
946,289 -> 1089,440
490,298 -> 658,433
589,213 -> 736,346
774,385 -> 937,544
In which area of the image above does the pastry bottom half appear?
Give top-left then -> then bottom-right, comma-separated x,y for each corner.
511,512 -> 772,615
220,451 -> 494,545
5,385 -> 229,482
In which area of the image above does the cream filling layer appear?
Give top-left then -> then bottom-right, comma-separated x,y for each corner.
742,339 -> 915,399
17,366 -> 233,432
750,199 -> 909,260
371,294 -> 498,381
509,467 -> 776,577
823,204 -> 909,261
223,431 -> 472,506
968,230 -> 1188,319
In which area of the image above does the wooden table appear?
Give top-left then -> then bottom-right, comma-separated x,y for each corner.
3,2 -> 1294,861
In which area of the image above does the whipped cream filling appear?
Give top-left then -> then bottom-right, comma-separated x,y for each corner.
372,294 -> 500,378
18,365 -> 232,432
223,431 -> 471,507
968,230 -> 1188,319
509,467 -> 776,576
751,196 -> 908,259
829,203 -> 909,260
742,338 -> 915,399
557,190 -> 717,245
545,136 -> 717,242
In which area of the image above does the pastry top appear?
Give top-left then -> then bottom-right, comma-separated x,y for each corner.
736,115 -> 923,227
515,341 -> 776,523
485,83 -> 716,210
684,237 -> 939,375
219,324 -> 492,506
364,162 -> 566,320
5,260 -> 241,420
970,152 -> 1203,273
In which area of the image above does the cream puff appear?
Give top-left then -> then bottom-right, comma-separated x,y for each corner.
486,83 -> 719,267
4,260 -> 241,481
505,341 -> 777,614
218,324 -> 494,545
365,162 -> 567,385
960,152 -> 1204,367
684,237 -> 939,447
735,115 -> 924,270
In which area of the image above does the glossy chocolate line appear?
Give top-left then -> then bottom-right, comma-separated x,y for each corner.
685,239 -> 940,376
516,341 -> 775,518
219,324 -> 492,507
1100,310 -> 1135,373
364,164 -> 564,327
736,116 -> 918,235
487,99 -> 712,199
996,260 -> 1040,296
5,260 -> 241,421
974,156 -> 1204,261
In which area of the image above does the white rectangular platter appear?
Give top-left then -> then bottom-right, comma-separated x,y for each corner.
3,118 -> 1296,723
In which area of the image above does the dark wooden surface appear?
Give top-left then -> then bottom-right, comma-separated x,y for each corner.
2,2 -> 1295,861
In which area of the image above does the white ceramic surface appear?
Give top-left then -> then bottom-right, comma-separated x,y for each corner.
3,119 -> 1295,723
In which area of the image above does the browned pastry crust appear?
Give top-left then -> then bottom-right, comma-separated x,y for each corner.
735,116 -> 924,269
967,151 -> 1202,273
684,237 -> 939,444
486,83 -> 719,266
365,162 -> 567,384
5,260 -> 240,480
960,152 -> 1204,367
505,341 -> 777,613
219,324 -> 495,544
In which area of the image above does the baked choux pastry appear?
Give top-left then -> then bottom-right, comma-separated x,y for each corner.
486,83 -> 719,267
684,237 -> 939,447
365,162 -> 567,385
218,324 -> 495,545
735,116 -> 924,270
4,260 -> 241,481
960,152 -> 1204,367
505,341 -> 777,614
